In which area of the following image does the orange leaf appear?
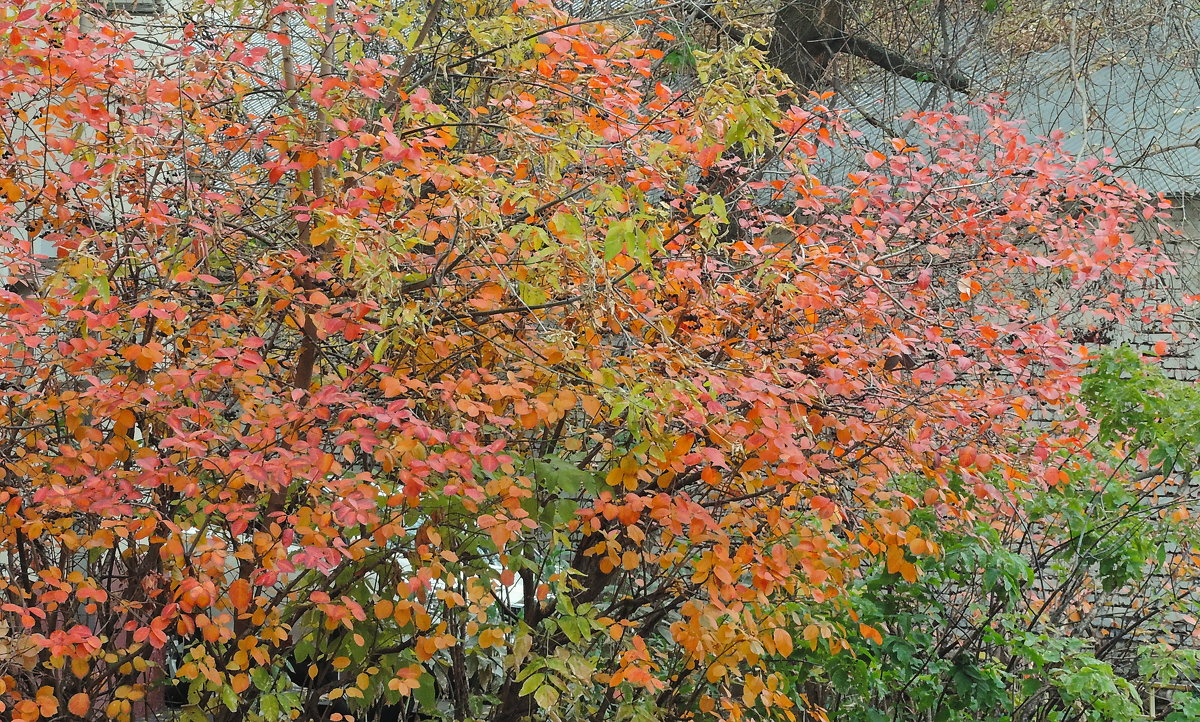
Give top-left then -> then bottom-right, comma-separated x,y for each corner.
697,143 -> 725,169
375,599 -> 395,619
121,343 -> 165,371
671,434 -> 695,457
68,693 -> 90,716
580,394 -> 602,418
228,578 -> 251,612
859,623 -> 883,645
705,663 -> 726,683
113,408 -> 136,435
296,150 -> 319,171
773,628 -> 793,657
380,375 -> 406,397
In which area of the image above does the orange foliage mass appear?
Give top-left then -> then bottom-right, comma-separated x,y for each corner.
0,0 -> 1176,720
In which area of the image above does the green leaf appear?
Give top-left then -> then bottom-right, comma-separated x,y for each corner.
560,616 -> 585,644
552,498 -> 579,524
180,707 -> 208,722
415,672 -> 437,710
604,219 -> 634,260
251,666 -> 273,691
261,694 -> 280,721
710,194 -> 727,223
519,672 -> 546,696
550,212 -> 583,241
220,685 -> 239,712
94,274 -> 112,303
518,280 -> 548,306
532,456 -> 592,496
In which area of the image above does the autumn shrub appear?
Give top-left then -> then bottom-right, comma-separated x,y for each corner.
782,348 -> 1200,722
0,1 -> 1183,721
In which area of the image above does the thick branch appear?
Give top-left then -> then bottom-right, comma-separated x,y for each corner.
704,0 -> 976,94
840,34 -> 971,92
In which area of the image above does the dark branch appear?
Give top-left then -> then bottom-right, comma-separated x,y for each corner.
840,35 -> 971,92
691,1 -> 972,94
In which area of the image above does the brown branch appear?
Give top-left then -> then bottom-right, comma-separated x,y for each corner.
840,35 -> 971,92
1113,137 -> 1200,170
695,1 -> 971,93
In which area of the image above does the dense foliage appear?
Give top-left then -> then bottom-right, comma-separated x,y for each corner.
0,1 -> 1185,721
793,347 -> 1200,722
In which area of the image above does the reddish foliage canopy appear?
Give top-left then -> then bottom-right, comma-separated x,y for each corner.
0,0 -> 1176,720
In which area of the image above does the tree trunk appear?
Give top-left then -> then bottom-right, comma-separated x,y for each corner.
766,0 -> 970,93
767,0 -> 846,91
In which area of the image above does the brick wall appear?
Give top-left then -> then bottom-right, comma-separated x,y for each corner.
1112,195 -> 1200,376
1041,195 -> 1200,669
